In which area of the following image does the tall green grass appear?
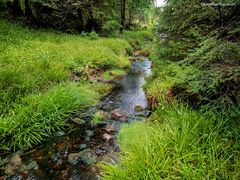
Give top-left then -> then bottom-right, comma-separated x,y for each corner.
0,20 -> 131,113
0,19 -> 131,151
101,102 -> 240,179
0,83 -> 99,151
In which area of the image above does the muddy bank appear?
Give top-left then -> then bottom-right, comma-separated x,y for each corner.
0,59 -> 152,180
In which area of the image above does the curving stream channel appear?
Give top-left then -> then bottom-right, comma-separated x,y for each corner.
3,59 -> 152,180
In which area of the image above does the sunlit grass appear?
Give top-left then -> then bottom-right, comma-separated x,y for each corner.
101,102 -> 240,179
102,69 -> 126,81
0,83 -> 99,150
0,19 -> 131,151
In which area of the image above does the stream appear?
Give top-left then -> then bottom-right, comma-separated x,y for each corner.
3,59 -> 152,180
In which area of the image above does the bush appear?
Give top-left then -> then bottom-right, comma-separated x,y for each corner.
88,30 -> 100,40
102,20 -> 121,37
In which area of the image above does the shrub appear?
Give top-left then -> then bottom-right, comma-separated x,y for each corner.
102,20 -> 121,37
88,30 -> 99,40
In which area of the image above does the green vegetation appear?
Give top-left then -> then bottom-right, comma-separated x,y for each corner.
102,59 -> 240,179
122,30 -> 153,50
0,0 -> 239,178
0,83 -> 98,151
102,103 -> 239,179
0,19 -> 131,151
0,0 -> 153,33
102,69 -> 126,81
101,0 -> 240,179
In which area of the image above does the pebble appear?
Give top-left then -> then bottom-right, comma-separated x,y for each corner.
5,155 -> 22,175
103,133 -> 112,141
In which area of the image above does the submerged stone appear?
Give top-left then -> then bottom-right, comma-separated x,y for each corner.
86,130 -> 94,137
19,160 -> 39,172
68,149 -> 96,166
68,153 -> 80,166
79,144 -> 88,150
110,109 -> 126,121
103,133 -> 112,141
78,149 -> 96,165
134,105 -> 144,112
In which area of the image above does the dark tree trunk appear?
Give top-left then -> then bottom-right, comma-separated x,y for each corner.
120,0 -> 126,33
6,0 -> 21,16
25,0 -> 31,16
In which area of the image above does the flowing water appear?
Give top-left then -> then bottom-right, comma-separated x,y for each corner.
2,59 -> 152,180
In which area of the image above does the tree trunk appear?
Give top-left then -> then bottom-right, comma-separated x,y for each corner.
120,0 -> 126,33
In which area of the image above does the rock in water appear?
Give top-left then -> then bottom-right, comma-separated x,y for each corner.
68,149 -> 96,165
19,160 -> 39,172
78,149 -> 96,165
68,153 -> 81,166
103,125 -> 115,133
134,105 -> 144,112
71,118 -> 85,125
110,109 -> 126,121
5,155 -> 22,175
103,133 -> 112,141
79,144 -> 88,150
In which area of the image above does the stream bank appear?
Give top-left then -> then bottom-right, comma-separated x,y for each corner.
1,59 -> 152,180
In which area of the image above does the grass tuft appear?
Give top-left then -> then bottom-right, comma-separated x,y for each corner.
0,83 -> 99,150
101,102 -> 240,179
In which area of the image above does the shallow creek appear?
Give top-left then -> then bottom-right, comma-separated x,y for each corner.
3,59 -> 152,180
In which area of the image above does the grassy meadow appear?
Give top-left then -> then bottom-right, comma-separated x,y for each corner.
0,19 -> 131,151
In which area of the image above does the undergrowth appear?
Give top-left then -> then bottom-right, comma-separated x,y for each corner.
122,30 -> 153,50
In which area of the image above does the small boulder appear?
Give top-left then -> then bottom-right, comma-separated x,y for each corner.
68,153 -> 80,165
103,125 -> 115,133
134,105 -> 144,112
68,149 -> 96,166
110,109 -> 126,121
71,118 -> 86,125
103,133 -> 112,141
79,144 -> 88,150
5,155 -> 22,175
78,149 -> 96,165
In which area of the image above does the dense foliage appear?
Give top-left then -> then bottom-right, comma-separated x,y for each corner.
0,0 -> 154,33
150,0 -> 240,111
102,0 -> 240,179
